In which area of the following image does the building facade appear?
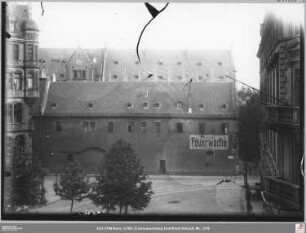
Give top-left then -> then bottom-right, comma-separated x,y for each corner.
4,3 -> 40,173
32,49 -> 239,175
257,12 -> 304,212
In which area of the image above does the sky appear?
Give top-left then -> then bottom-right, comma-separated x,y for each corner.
25,2 -> 305,89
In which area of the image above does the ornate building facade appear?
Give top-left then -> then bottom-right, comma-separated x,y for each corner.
257,12 -> 304,212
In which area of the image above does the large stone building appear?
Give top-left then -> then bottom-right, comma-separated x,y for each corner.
4,3 -> 40,173
31,48 -> 239,175
257,12 -> 304,212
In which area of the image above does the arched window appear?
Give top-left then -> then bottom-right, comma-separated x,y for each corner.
176,101 -> 183,110
143,101 -> 149,109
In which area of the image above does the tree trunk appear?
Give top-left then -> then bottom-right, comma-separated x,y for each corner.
70,199 -> 74,214
124,205 -> 128,215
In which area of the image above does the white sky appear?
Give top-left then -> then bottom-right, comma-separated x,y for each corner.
27,2 -> 305,89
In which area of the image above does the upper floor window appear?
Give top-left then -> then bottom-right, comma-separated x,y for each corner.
221,104 -> 228,111
140,122 -> 147,132
112,75 -> 118,80
197,103 -> 205,111
15,135 -> 25,153
73,70 -> 86,80
13,72 -> 22,90
198,76 -> 203,81
154,102 -> 161,109
134,75 -> 139,80
128,121 -> 134,133
27,71 -> 34,89
28,45 -> 34,61
113,60 -> 119,65
197,62 -> 202,66
176,122 -> 183,133
9,22 -> 16,33
177,62 -> 182,65
51,103 -> 57,109
83,121 -> 96,133
87,102 -> 94,109
221,123 -> 228,134
158,61 -> 163,65
12,44 -> 19,61
199,123 -> 205,134
107,121 -> 114,133
154,121 -> 161,133
126,102 -> 133,109
177,75 -> 182,80
158,75 -> 163,80
6,103 -> 22,124
55,121 -> 62,132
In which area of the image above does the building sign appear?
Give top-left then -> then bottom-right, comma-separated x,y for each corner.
190,135 -> 229,150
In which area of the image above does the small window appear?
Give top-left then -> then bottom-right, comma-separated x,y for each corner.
221,104 -> 228,111
9,22 -> 15,33
67,154 -> 73,163
206,73 -> 209,77
107,122 -> 114,133
143,101 -> 149,109
198,76 -> 203,81
55,121 -> 62,132
88,102 -> 93,109
113,60 -> 119,64
140,122 -> 147,132
12,44 -> 19,61
154,122 -> 161,133
135,61 -> 140,65
197,62 -> 202,66
176,101 -> 183,110
134,75 -> 139,79
177,62 -> 182,65
218,61 -> 223,66
158,61 -> 163,65
128,122 -> 134,133
154,102 -> 161,109
158,75 -> 163,80
219,75 -> 224,79
112,75 -> 118,80
199,123 -> 205,134
177,75 -> 182,80
176,122 -> 183,133
221,123 -> 228,134
126,102 -> 133,109
197,104 -> 205,111
51,103 -> 57,109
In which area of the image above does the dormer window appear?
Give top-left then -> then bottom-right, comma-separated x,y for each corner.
88,102 -> 93,109
176,101 -> 183,110
197,104 -> 205,111
154,102 -> 161,109
143,101 -> 149,109
126,102 -> 133,109
221,104 -> 228,111
51,103 -> 57,109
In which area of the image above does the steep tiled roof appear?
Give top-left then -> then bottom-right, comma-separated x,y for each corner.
104,49 -> 235,82
32,81 -> 236,117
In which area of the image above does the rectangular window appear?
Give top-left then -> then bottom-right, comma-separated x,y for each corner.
55,121 -> 62,132
128,122 -> 134,133
28,45 -> 34,61
154,122 -> 161,133
140,122 -> 147,132
73,70 -> 77,80
67,154 -> 73,163
199,123 -> 205,134
83,121 -> 96,133
176,122 -> 183,133
12,44 -> 19,61
221,123 -> 228,134
108,122 -> 114,133
6,104 -> 13,123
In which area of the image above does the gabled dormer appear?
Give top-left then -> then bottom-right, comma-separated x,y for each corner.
66,47 -> 93,81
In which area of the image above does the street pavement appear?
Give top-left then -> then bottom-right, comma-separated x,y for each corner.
30,175 -> 265,215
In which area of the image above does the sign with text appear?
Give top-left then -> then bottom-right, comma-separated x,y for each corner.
190,135 -> 229,150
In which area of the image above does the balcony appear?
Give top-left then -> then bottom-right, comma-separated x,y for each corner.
263,105 -> 300,127
24,90 -> 39,98
264,176 -> 300,210
6,89 -> 24,98
6,123 -> 34,132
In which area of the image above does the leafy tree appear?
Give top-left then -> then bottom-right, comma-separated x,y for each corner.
53,161 -> 90,213
237,87 -> 263,163
89,139 -> 154,214
11,151 -> 47,211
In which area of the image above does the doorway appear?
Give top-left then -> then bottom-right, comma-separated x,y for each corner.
159,160 -> 166,174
